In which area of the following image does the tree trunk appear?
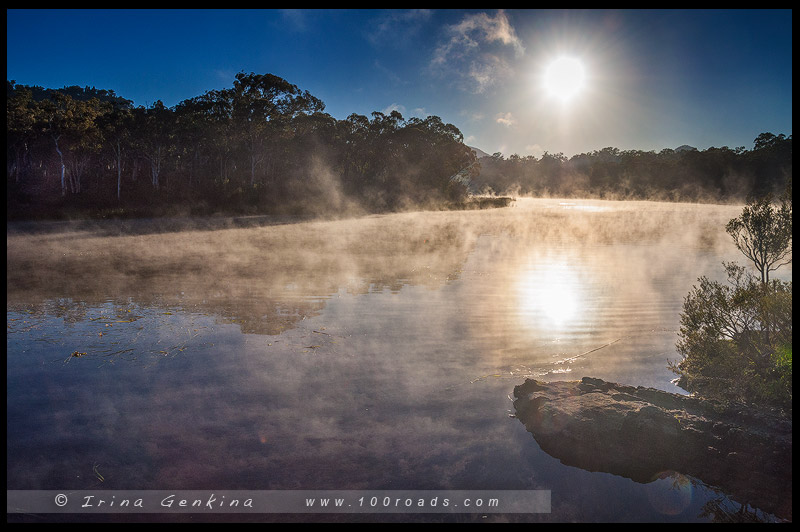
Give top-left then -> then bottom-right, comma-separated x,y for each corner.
151,146 -> 162,190
52,135 -> 66,197
115,141 -> 122,201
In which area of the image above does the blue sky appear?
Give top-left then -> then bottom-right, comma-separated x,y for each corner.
6,9 -> 792,158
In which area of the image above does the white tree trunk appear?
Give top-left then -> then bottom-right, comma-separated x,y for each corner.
52,135 -> 66,196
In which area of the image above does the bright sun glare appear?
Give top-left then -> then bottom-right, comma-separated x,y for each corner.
517,259 -> 583,330
543,57 -> 586,102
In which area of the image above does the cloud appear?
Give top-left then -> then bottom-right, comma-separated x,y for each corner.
411,107 -> 429,118
432,10 -> 524,64
214,69 -> 236,84
468,55 -> 515,93
374,59 -> 405,85
382,103 -> 406,116
495,112 -> 516,127
431,10 -> 525,93
366,9 -> 433,47
461,110 -> 485,122
279,9 -> 310,32
525,144 -> 545,157
379,104 -> 429,120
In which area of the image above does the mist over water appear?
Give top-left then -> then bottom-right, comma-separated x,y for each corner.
7,198 -> 790,522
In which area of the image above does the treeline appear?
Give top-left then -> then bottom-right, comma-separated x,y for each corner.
7,73 -> 477,220
475,134 -> 792,202
7,73 -> 793,221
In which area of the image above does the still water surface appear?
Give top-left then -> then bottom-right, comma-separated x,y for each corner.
7,198 -> 789,521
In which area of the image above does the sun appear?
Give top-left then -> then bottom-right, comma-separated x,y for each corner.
542,56 -> 586,102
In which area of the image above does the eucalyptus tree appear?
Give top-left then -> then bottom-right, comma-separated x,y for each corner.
413,115 -> 475,201
132,100 -> 174,191
339,113 -> 372,194
64,98 -> 105,196
173,95 -> 219,191
383,114 -> 473,205
230,72 -> 325,188
673,184 -> 793,408
726,192 -> 792,285
367,110 -> 404,187
193,88 -> 236,188
98,103 -> 134,201
6,83 -> 37,184
36,92 -> 104,196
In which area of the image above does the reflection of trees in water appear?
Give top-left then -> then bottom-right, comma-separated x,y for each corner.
46,298 -> 91,324
701,497 -> 782,523
654,471 -> 785,523
7,215 -> 477,336
7,201 -> 744,338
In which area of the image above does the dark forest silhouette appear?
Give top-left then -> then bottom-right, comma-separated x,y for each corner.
7,74 -> 792,220
474,134 -> 791,203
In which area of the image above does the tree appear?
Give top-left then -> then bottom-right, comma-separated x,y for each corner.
132,101 -> 174,191
725,192 -> 792,284
231,72 -> 324,188
98,104 -> 133,201
753,132 -> 786,151
173,96 -> 216,192
6,83 -> 37,184
37,92 -> 104,196
671,263 -> 792,408
672,187 -> 793,409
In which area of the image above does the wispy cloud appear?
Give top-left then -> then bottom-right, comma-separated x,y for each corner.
495,112 -> 517,127
382,103 -> 406,116
373,59 -> 405,85
279,9 -> 310,32
380,103 -> 429,120
461,110 -> 485,122
411,107 -> 429,118
469,55 -> 515,94
431,10 -> 525,93
525,144 -> 545,157
366,9 -> 433,47
214,69 -> 236,84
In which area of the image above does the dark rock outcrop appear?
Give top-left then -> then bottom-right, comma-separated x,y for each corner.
512,377 -> 792,520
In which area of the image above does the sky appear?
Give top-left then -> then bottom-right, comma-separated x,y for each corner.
6,9 -> 793,159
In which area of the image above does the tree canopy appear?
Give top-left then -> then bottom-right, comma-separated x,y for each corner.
725,187 -> 792,284
6,75 -> 793,220
7,74 -> 476,219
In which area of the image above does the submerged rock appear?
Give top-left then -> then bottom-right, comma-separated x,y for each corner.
512,377 -> 792,521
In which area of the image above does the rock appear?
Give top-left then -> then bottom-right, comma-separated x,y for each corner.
513,377 -> 792,521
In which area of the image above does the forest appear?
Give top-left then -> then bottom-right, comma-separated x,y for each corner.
6,74 -> 793,220
474,133 -> 791,202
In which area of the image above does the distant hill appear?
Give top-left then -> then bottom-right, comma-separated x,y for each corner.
675,145 -> 698,152
469,146 -> 493,159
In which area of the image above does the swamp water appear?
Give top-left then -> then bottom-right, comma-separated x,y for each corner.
6,198 -> 789,522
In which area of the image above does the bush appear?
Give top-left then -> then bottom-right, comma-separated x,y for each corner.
670,263 -> 792,409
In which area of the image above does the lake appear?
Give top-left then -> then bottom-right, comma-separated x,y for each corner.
6,198 -> 790,522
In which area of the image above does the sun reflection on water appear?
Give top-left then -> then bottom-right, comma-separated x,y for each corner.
516,256 -> 586,331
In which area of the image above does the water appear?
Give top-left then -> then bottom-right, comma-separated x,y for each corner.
6,198 -> 790,522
